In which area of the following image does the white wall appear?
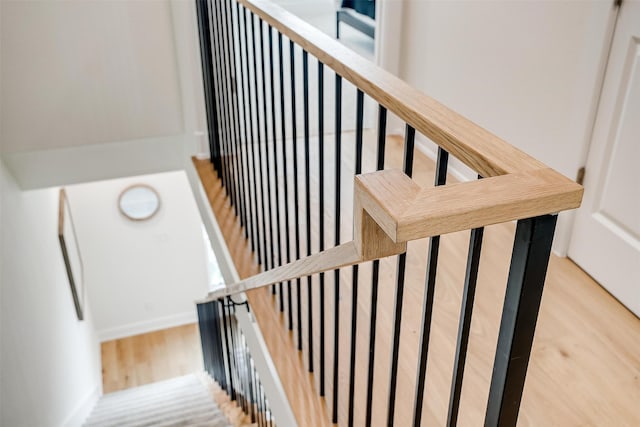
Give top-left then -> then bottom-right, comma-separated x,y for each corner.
0,158 -> 102,427
384,0 -> 616,252
66,171 -> 209,341
0,0 -> 209,189
0,0 -> 183,152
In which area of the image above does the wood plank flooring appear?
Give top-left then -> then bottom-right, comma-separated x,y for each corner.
193,130 -> 640,427
101,324 -> 203,394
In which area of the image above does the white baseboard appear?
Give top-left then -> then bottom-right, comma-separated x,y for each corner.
61,384 -> 101,427
98,311 -> 197,342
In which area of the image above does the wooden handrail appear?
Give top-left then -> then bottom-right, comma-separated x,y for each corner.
239,0 -> 545,178
203,168 -> 582,301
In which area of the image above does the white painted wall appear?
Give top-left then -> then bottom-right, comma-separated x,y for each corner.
0,158 -> 102,427
0,0 -> 183,153
0,0 -> 208,189
382,0 -> 616,253
66,171 -> 209,341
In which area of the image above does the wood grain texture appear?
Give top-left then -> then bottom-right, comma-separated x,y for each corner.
356,168 -> 583,242
101,324 -> 203,394
194,158 -> 333,427
238,0 -> 546,178
205,165 -> 581,300
193,133 -> 639,426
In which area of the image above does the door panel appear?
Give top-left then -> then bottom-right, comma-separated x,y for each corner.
569,0 -> 640,317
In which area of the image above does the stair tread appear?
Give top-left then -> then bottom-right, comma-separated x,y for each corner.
84,374 -> 231,427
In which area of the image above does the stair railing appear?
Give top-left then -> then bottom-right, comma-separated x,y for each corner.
194,0 -> 583,425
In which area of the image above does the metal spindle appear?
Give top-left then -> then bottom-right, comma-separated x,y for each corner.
222,0 -> 242,221
268,25 -> 284,305
447,216 -> 484,425
219,299 -> 236,401
258,18 -> 274,273
318,61 -> 326,395
209,0 -> 230,187
302,49 -> 314,372
412,147 -> 449,426
227,0 -> 248,233
387,124 -> 415,425
348,88 -> 365,427
239,6 -> 258,253
485,214 -> 557,426
227,303 -> 243,409
365,105 -> 387,427
194,0 -> 220,174
249,13 -> 267,267
332,73 -> 343,424
277,32 -> 294,330
289,40 -> 303,351
236,2 -> 254,243
214,0 -> 235,207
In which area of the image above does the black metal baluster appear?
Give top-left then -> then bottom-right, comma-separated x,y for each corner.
258,18 -> 274,273
231,0 -> 248,231
206,0 -> 224,180
210,301 -> 225,392
332,73 -> 343,424
318,61 -> 326,396
387,124 -> 415,426
213,0 -> 235,207
219,299 -> 236,401
412,147 -> 449,426
485,214 -> 557,426
302,50 -> 314,372
278,31 -> 294,330
228,300 -> 243,405
290,40 -> 303,351
219,303 -> 228,389
236,2 -> 254,243
208,0 -> 229,185
250,13 -> 267,267
447,220 -> 484,425
348,89 -> 365,427
365,105 -> 387,427
268,25 -> 284,304
210,302 -> 226,390
227,303 -> 243,409
242,8 -> 260,258
194,0 -> 221,174
227,0 -> 248,232
222,0 -> 243,221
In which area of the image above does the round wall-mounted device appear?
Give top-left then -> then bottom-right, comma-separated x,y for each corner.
118,184 -> 161,221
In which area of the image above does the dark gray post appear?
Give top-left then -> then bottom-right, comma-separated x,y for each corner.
485,214 -> 557,426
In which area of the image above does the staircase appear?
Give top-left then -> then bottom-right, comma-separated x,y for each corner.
84,374 -> 232,427
192,0 -> 584,425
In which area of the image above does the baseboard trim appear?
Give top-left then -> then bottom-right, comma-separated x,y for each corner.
98,311 -> 197,342
61,384 -> 101,427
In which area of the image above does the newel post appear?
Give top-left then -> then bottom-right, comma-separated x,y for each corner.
485,214 -> 558,426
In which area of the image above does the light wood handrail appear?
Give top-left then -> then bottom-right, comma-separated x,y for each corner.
239,0 -> 545,178
203,168 -> 582,301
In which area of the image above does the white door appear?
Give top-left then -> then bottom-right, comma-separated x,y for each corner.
569,0 -> 640,317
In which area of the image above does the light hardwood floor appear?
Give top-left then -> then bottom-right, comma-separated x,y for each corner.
194,130 -> 640,427
102,138 -> 639,425
101,324 -> 203,394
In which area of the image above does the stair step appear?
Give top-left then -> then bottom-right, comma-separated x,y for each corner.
84,374 -> 232,427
